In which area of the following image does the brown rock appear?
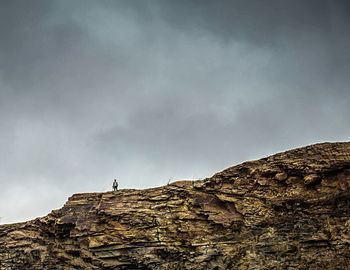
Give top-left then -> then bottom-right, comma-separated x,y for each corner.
275,172 -> 288,181
0,142 -> 350,269
303,174 -> 320,185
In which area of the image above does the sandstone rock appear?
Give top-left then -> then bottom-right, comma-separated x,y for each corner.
0,142 -> 350,269
303,174 -> 320,185
274,172 -> 288,181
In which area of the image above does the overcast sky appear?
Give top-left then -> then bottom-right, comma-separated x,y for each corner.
0,0 -> 349,224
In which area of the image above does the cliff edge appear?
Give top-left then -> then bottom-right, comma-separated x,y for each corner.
0,142 -> 349,269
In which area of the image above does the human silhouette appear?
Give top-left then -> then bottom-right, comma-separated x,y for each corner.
113,179 -> 118,191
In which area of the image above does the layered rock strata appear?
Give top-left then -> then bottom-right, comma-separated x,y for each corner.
0,142 -> 349,269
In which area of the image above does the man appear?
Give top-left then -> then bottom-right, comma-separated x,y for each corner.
113,179 -> 118,191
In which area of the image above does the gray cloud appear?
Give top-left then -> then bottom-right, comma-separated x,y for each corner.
0,0 -> 349,223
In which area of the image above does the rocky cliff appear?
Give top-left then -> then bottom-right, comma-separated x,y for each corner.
0,142 -> 349,269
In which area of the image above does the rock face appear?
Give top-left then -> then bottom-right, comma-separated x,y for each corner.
1,142 -> 350,269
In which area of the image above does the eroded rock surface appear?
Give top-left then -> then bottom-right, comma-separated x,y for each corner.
0,142 -> 349,269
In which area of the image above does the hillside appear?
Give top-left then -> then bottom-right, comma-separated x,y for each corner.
0,142 -> 349,269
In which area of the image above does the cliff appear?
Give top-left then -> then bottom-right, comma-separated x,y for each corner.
0,142 -> 349,269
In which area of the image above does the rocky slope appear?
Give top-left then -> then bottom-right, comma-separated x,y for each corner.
0,142 -> 349,269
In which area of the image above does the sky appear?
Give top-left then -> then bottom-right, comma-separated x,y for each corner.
0,0 -> 349,224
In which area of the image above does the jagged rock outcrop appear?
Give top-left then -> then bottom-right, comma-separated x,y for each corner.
0,142 -> 349,269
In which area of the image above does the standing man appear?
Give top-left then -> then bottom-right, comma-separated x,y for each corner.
113,179 -> 118,191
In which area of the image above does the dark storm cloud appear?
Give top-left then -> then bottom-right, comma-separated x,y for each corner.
0,0 -> 349,223
0,1 -> 82,87
158,0 -> 350,91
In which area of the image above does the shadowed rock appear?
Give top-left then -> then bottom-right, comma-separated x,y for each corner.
0,142 -> 349,269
